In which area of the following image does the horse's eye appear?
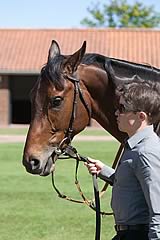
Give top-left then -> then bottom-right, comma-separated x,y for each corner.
50,97 -> 63,108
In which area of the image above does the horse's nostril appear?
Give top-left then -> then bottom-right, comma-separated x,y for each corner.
30,158 -> 40,170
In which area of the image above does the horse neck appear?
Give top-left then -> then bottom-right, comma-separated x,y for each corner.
78,64 -> 126,142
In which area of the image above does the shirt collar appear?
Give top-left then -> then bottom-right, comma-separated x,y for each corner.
127,125 -> 154,149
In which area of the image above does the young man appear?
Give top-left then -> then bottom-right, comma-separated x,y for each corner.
85,80 -> 160,240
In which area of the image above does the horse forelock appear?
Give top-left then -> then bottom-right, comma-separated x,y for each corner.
30,55 -> 66,115
41,55 -> 65,90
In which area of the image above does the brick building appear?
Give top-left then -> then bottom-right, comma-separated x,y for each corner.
0,28 -> 160,125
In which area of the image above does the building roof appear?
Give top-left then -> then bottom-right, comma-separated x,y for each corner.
0,28 -> 160,74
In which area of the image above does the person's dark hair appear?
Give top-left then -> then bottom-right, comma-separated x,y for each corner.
116,79 -> 160,124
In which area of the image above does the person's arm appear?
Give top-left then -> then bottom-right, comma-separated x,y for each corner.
98,165 -> 115,185
85,158 -> 115,185
135,152 -> 160,240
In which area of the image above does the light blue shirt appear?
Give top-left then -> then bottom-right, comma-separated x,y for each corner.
98,125 -> 160,240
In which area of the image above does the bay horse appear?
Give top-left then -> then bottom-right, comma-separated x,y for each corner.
23,40 -> 160,176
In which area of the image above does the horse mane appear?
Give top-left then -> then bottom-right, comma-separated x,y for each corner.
82,53 -> 160,85
82,53 -> 106,68
106,58 -> 160,80
41,51 -> 160,90
105,57 -> 160,86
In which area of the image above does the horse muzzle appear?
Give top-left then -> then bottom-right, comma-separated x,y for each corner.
22,154 -> 55,176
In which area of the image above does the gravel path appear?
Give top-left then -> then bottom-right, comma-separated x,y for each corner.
0,135 -> 116,143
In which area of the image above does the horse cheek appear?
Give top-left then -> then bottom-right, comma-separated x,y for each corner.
75,104 -> 89,133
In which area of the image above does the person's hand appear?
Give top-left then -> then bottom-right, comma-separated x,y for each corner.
84,157 -> 105,175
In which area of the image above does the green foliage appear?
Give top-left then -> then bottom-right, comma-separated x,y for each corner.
0,141 -> 120,240
81,0 -> 160,28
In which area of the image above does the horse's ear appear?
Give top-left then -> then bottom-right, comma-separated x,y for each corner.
48,40 -> 61,62
64,41 -> 86,74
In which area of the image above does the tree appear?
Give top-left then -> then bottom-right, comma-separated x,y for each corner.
81,0 -> 160,28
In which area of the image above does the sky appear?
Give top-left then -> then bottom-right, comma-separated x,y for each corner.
1,0 -> 160,28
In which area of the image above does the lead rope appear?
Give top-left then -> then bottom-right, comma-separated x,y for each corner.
93,174 -> 101,240
51,152 -> 101,240
51,143 -> 124,240
51,147 -> 114,214
75,155 -> 101,240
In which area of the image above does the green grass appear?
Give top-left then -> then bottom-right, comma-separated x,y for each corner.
0,141 -> 120,240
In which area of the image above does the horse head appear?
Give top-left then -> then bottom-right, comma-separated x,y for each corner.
23,40 -> 91,176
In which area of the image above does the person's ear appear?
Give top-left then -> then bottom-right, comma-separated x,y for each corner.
138,112 -> 147,121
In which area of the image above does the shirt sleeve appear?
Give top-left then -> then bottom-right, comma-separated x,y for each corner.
98,165 -> 115,185
135,152 -> 160,240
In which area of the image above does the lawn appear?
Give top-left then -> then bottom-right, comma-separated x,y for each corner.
0,141 -> 120,240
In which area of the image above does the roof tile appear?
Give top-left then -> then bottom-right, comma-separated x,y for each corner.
0,28 -> 160,73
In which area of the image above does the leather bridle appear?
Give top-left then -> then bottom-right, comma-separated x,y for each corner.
50,73 -> 124,240
55,73 -> 91,151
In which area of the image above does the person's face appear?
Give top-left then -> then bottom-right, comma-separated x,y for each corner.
115,96 -> 142,136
